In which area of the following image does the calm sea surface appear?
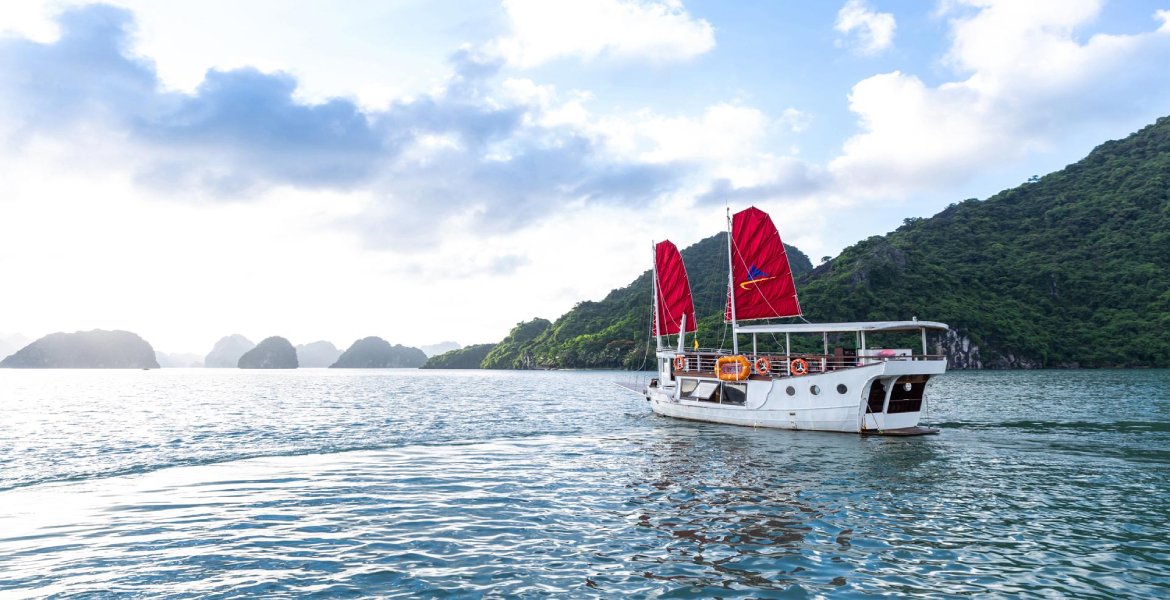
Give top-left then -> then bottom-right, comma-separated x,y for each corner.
1,369 -> 1168,598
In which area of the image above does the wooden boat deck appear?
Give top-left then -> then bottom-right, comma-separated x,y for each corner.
863,426 -> 940,436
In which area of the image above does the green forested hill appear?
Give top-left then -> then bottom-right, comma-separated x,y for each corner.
800,117 -> 1170,368
433,116 -> 1169,370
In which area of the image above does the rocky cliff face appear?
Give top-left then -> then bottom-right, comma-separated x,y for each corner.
204,334 -> 255,368
330,337 -> 427,368
940,329 -> 1045,370
295,341 -> 342,368
0,330 -> 159,368
237,337 -> 298,369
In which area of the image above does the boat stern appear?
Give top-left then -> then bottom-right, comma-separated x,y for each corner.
860,359 -> 946,433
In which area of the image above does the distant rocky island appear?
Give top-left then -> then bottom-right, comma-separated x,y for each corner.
331,337 -> 427,368
156,351 -> 203,368
238,337 -> 298,369
0,330 -> 159,368
204,334 -> 255,368
0,333 -> 31,361
295,341 -> 343,368
420,341 -> 461,357
422,343 -> 497,369
0,330 -> 443,371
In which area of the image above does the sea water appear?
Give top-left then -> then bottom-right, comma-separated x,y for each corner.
0,369 -> 1167,598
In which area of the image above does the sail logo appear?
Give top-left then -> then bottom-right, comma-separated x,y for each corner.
741,265 -> 777,290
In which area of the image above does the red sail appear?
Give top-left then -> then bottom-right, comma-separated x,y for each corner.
725,207 -> 801,321
654,240 -> 696,335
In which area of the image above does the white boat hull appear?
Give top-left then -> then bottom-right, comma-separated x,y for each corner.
643,359 -> 946,434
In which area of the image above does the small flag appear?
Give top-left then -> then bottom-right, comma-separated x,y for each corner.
693,339 -> 699,349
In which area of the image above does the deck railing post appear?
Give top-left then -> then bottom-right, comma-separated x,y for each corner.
822,332 -> 828,372
785,333 -> 791,376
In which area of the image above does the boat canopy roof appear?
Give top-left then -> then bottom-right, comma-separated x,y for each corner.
735,320 -> 948,334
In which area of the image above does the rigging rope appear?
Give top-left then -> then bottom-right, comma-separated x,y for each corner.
635,296 -> 653,373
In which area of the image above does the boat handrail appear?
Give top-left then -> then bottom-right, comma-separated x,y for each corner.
670,351 -> 946,377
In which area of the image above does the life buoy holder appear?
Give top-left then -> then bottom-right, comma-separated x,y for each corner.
673,356 -> 686,371
790,358 -> 809,376
716,355 -> 751,381
754,357 -> 771,375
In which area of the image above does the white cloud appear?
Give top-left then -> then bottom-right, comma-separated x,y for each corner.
632,103 -> 770,165
487,0 -> 715,68
828,0 -> 1170,197
834,0 -> 896,55
780,108 -> 812,133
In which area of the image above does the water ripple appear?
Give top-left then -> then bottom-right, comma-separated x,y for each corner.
0,369 -> 1168,597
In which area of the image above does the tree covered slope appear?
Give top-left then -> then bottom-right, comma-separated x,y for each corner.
800,117 -> 1170,368
422,343 -> 498,369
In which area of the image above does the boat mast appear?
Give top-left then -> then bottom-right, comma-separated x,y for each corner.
652,241 -> 662,351
726,208 -> 739,354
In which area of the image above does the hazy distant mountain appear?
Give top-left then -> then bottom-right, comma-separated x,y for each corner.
204,334 -> 255,368
238,337 -> 298,369
420,341 -> 461,357
155,351 -> 204,368
0,333 -> 32,360
0,330 -> 159,368
295,341 -> 342,368
331,337 -> 427,368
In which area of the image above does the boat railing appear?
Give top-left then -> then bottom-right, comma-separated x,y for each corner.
673,351 -> 946,377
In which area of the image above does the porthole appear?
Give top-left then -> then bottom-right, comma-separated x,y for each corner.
786,386 -> 796,396
837,383 -> 848,394
810,385 -> 821,395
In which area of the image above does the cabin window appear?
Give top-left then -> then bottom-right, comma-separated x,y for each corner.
786,386 -> 796,396
679,379 -> 698,396
837,384 -> 848,394
722,383 -> 747,406
688,381 -> 719,401
810,385 -> 821,395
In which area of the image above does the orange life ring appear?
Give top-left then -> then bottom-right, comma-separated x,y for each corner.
673,356 -> 686,371
754,357 -> 771,375
790,358 -> 809,376
716,355 -> 751,381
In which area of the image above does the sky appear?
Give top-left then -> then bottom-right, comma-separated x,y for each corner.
1,0 -> 1168,355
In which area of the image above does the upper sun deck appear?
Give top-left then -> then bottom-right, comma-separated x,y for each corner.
732,320 -> 948,334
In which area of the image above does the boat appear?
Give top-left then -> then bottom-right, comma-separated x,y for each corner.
617,206 -> 948,435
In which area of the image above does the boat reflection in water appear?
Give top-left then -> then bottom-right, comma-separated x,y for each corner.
616,423 -> 945,591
